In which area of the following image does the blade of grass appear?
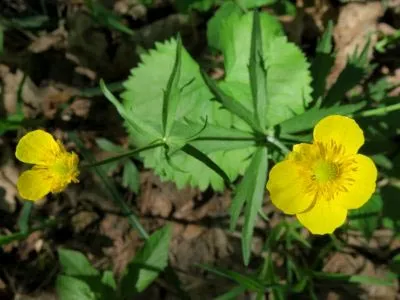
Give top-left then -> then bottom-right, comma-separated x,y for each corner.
279,101 -> 366,134
0,218 -> 57,246
312,271 -> 394,286
201,70 -> 263,133
18,201 -> 33,233
249,10 -> 268,130
215,285 -> 247,300
242,147 -> 268,265
69,132 -> 149,240
182,144 -> 232,188
162,35 -> 182,138
0,24 -> 3,56
198,264 -> 266,292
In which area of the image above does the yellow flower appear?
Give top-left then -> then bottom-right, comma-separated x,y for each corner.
15,130 -> 79,201
266,115 -> 377,235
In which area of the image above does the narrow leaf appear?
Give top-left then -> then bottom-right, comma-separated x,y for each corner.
279,101 -> 366,134
162,35 -> 182,137
313,271 -> 394,286
242,147 -> 268,265
199,264 -> 278,292
18,201 -> 33,233
100,79 -> 161,140
215,285 -> 247,300
182,144 -> 232,188
249,10 -> 268,130
201,70 -> 263,132
230,147 -> 267,231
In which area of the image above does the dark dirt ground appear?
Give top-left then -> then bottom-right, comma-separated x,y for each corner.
0,0 -> 400,299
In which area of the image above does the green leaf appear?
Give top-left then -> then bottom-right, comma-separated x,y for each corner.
120,225 -> 171,297
58,248 -> 99,277
349,194 -> 382,240
279,101 -> 366,134
0,24 -> 3,56
311,20 -> 335,102
6,15 -> 49,29
0,231 -> 28,246
239,147 -> 268,265
207,2 -> 242,50
96,138 -> 124,153
56,275 -> 97,300
249,10 -> 268,130
122,161 -> 140,194
237,0 -> 277,8
201,71 -> 261,132
162,35 -> 182,137
101,271 -> 117,290
208,8 -> 312,127
389,254 -> 400,275
313,271 -> 394,286
215,285 -> 247,300
199,264 -> 280,292
101,80 -> 162,141
182,144 -> 232,187
121,38 -> 256,191
95,138 -> 124,174
85,0 -> 134,35
17,201 -> 33,233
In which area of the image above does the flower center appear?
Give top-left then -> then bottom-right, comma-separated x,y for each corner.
313,160 -> 339,183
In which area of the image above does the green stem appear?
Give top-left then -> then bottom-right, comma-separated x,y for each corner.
79,81 -> 125,97
81,134 -> 292,171
80,142 -> 164,169
266,135 -> 291,155
355,102 -> 400,117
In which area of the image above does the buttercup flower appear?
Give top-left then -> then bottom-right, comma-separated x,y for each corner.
266,115 -> 377,234
16,130 -> 79,201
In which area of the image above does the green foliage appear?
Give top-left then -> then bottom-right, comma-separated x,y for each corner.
84,0 -> 134,35
279,101 -> 366,134
120,38 -> 255,191
56,226 -> 171,300
208,3 -> 312,127
230,147 -> 268,265
199,264 -> 277,292
96,138 -> 141,194
58,249 -> 100,277
120,225 -> 171,297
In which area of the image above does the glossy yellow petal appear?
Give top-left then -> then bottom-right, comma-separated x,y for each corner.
336,154 -> 377,209
267,160 -> 315,214
313,115 -> 364,155
16,130 -> 61,165
297,200 -> 347,234
17,169 -> 53,201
